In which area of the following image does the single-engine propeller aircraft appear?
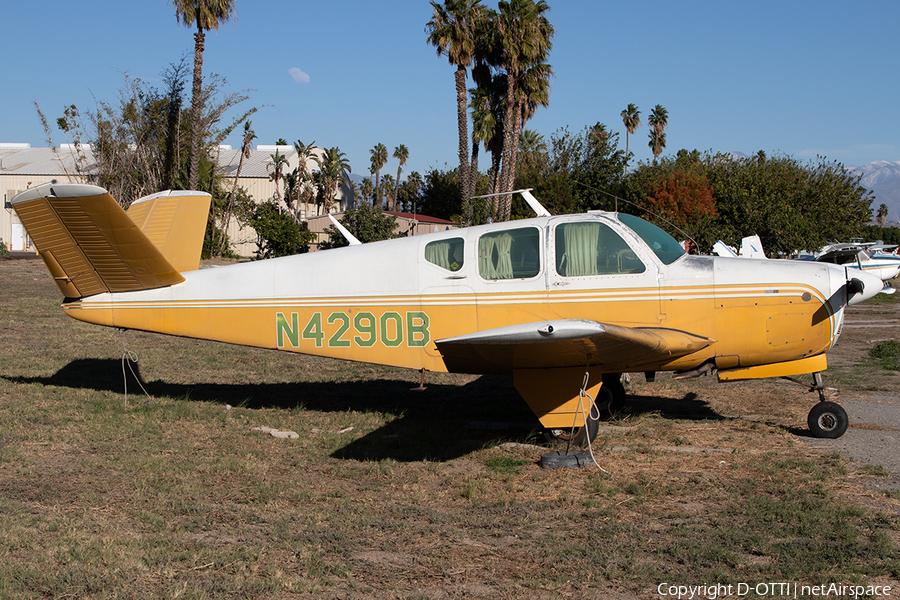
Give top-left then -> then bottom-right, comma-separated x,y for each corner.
11,183 -> 886,441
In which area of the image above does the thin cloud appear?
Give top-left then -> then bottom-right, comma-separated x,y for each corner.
289,67 -> 310,84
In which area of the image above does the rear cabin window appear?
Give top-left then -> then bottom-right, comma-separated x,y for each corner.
478,227 -> 541,280
555,221 -> 646,276
425,238 -> 464,271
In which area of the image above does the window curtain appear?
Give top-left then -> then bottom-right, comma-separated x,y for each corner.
479,233 -> 514,279
494,233 -> 513,279
562,223 -> 600,277
425,241 -> 451,270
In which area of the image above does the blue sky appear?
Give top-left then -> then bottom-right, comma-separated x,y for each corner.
4,1 -> 898,179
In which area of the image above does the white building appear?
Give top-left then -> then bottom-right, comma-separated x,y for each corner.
1,143 -> 355,257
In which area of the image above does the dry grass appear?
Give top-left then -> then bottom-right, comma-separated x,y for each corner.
1,256 -> 899,598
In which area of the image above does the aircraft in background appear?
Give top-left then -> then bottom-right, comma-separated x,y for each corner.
11,183 -> 886,441
797,241 -> 900,287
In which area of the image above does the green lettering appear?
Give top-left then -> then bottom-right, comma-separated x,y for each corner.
276,312 -> 299,347
302,312 -> 324,347
406,311 -> 430,347
380,312 -> 403,347
354,312 -> 376,347
327,312 -> 351,347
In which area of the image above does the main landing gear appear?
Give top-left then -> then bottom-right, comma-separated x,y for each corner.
548,373 -> 627,446
806,372 -> 848,439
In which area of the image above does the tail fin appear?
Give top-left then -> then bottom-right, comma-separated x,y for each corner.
11,183 -> 184,298
126,190 -> 211,272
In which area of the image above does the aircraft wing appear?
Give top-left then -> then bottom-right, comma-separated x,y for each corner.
435,319 -> 714,373
815,248 -> 861,265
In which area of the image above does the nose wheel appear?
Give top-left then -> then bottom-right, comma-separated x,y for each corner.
806,372 -> 848,439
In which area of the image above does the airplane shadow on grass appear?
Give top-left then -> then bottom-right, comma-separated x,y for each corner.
5,358 -> 726,462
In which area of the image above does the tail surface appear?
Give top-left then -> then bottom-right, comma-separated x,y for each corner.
11,183 -> 195,298
126,190 -> 211,272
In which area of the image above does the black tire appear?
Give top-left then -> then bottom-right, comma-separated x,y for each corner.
807,401 -> 849,439
540,450 -> 596,469
572,386 -> 610,445
601,374 -> 627,412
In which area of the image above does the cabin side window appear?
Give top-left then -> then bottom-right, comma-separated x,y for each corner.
424,238 -> 465,271
617,213 -> 685,265
478,227 -> 541,280
555,222 -> 646,276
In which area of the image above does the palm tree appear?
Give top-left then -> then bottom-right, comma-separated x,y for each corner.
218,120 -> 255,255
426,0 -> 487,204
620,103 -> 641,173
381,174 -> 397,212
282,170 -> 300,221
317,146 -> 351,214
495,0 -> 554,217
402,171 -> 424,212
392,144 -> 409,211
469,75 -> 505,199
360,178 -> 374,205
268,149 -> 290,212
877,203 -> 889,227
172,0 -> 236,191
369,143 -> 388,207
647,104 -> 668,161
293,139 -> 316,220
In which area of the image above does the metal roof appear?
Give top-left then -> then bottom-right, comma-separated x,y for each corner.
0,146 -> 326,180
0,147 -> 97,176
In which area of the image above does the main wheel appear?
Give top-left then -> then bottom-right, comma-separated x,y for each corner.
549,386 -> 611,446
807,401 -> 848,439
601,374 -> 627,413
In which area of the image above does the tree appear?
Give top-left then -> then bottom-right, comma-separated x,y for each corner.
628,151 -> 874,254
877,203 -> 889,227
217,120 -> 255,255
381,174 -> 397,211
495,0 -> 554,219
647,104 -> 668,161
426,0 -> 487,206
40,63 -> 253,208
323,202 -> 400,248
517,128 -> 547,177
644,171 -> 718,247
392,144 -> 409,210
315,146 -> 351,214
293,139 -> 317,220
369,143 -> 388,207
620,103 -> 641,173
359,178 -> 374,205
172,0 -> 236,191
398,170 -> 424,212
268,148 -> 289,212
247,200 -> 314,258
469,74 -> 505,201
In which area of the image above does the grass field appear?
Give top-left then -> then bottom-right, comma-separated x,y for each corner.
1,256 -> 899,599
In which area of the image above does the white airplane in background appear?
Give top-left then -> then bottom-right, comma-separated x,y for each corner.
799,241 -> 900,288
11,183 -> 886,441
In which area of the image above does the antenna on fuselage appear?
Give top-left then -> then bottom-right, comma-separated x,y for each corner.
328,214 -> 362,246
469,188 -> 551,217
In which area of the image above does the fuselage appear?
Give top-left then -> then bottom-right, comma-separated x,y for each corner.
61,211 -> 882,375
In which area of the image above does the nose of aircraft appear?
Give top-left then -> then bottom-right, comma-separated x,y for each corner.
846,267 -> 885,306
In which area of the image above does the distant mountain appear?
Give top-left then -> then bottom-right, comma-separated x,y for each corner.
849,161 -> 900,225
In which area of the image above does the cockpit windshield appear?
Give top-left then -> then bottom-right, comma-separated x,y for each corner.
617,213 -> 685,265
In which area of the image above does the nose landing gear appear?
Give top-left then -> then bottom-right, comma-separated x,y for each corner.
806,372 -> 848,439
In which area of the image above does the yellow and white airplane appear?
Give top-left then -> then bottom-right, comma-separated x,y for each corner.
11,183 -> 885,440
